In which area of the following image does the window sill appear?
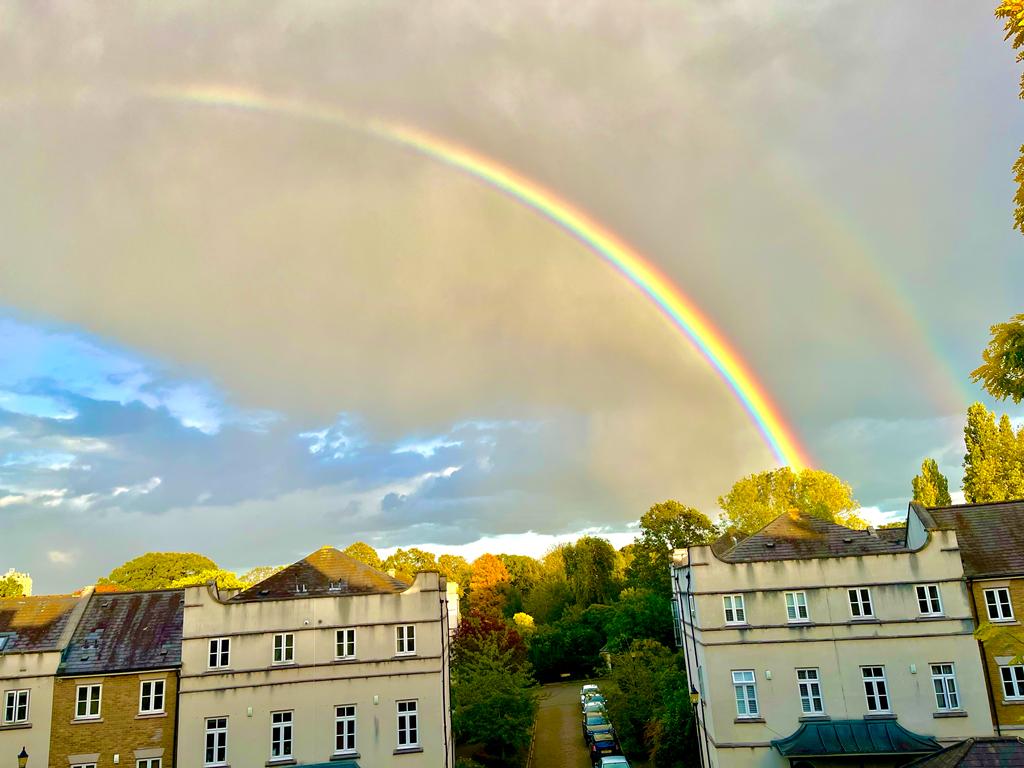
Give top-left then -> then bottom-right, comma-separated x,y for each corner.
0,722 -> 31,731
393,747 -> 424,755
265,759 -> 295,766
136,712 -> 167,720
850,617 -> 880,623
863,713 -> 896,720
271,662 -> 296,668
933,710 -> 968,718
734,717 -> 765,724
333,658 -> 358,664
990,619 -> 1019,625
723,623 -> 750,629
916,615 -> 946,621
71,718 -> 103,724
1002,699 -> 1024,705
204,669 -> 232,674
330,753 -> 360,761
787,620 -> 812,626
393,653 -> 417,658
798,715 -> 830,722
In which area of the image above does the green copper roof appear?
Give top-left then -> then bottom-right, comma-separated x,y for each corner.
302,762 -> 359,768
772,719 -> 941,757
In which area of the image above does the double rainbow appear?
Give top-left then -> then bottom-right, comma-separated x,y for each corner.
148,85 -> 812,470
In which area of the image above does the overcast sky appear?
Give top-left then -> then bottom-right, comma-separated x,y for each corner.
1,1 -> 1022,593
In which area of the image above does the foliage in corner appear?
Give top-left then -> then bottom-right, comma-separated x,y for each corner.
971,313 -> 1024,403
995,2 -> 1024,232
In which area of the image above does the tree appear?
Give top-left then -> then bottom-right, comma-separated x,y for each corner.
995,4 -> 1024,232
239,565 -> 284,585
718,467 -> 863,534
170,569 -> 246,590
605,588 -> 675,653
972,313 -> 1024,402
562,536 -> 619,606
626,501 -> 716,598
99,552 -> 218,591
437,554 -> 471,593
453,609 -> 528,669
523,576 -> 573,625
498,554 -> 544,596
911,459 -> 952,507
527,609 -> 607,682
342,542 -> 382,570
963,402 -> 1024,502
0,574 -> 25,598
382,548 -> 437,582
469,554 -> 512,615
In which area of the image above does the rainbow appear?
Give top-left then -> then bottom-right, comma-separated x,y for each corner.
147,84 -> 813,470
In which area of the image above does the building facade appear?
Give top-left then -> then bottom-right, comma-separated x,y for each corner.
48,589 -> 184,768
176,547 -> 454,768
3,570 -> 33,597
672,509 -> 993,768
0,591 -> 90,768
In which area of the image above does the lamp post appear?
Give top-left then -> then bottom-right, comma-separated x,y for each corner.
17,748 -> 28,768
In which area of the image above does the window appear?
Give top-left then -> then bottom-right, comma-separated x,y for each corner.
0,636 -> 9,651
1001,665 -> 1024,700
3,689 -> 29,724
208,637 -> 231,669
732,670 -> 759,718
139,679 -> 165,714
931,664 -> 960,711
205,717 -> 228,766
270,711 -> 292,760
723,594 -> 746,625
916,585 -> 943,616
137,759 -> 161,768
396,625 -> 416,655
273,633 -> 294,664
796,669 -> 824,715
848,588 -> 874,619
985,588 -> 1014,621
335,705 -> 357,754
785,592 -> 809,622
397,700 -> 419,748
336,629 -> 356,660
75,684 -> 101,720
862,666 -> 890,712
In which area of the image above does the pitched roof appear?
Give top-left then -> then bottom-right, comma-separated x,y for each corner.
60,589 -> 184,675
0,594 -> 84,653
712,511 -> 910,563
926,500 -> 1024,577
904,737 -> 1024,767
230,546 -> 408,602
772,719 -> 941,757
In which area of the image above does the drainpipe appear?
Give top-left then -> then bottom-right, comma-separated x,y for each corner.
440,584 -> 452,768
967,576 -> 1002,737
677,564 -> 711,768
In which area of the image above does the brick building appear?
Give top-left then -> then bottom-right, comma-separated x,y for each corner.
48,590 -> 184,768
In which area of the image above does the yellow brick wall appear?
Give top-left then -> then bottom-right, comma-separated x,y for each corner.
48,672 -> 177,768
971,580 -> 1024,727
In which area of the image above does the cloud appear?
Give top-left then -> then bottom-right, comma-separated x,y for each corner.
111,476 -> 162,497
47,550 -> 74,565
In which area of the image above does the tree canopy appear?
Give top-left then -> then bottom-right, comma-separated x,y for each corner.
626,501 -> 716,597
963,402 -> 1024,502
718,467 -> 862,534
0,574 -> 25,598
342,542 -> 383,570
383,547 -> 437,582
239,565 -> 284,585
100,552 -> 218,591
469,554 -> 512,615
972,313 -> 1024,403
170,569 -> 247,590
562,536 -> 619,606
911,458 -> 952,507
995,3 -> 1024,232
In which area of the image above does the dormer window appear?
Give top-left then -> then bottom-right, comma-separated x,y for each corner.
296,583 -> 308,594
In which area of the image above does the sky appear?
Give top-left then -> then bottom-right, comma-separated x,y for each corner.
1,1 -> 1022,593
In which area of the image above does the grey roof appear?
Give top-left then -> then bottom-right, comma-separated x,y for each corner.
926,500 -> 1024,578
904,737 -> 1024,767
230,546 -> 408,602
59,589 -> 183,675
712,512 -> 910,563
0,594 -> 84,653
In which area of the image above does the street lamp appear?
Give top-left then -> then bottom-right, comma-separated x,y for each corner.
17,748 -> 28,768
689,685 -> 700,706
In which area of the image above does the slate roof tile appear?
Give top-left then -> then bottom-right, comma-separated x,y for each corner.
0,594 -> 83,653
927,500 -> 1024,578
904,737 -> 1024,767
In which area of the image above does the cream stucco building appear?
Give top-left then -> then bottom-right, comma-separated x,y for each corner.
671,509 -> 993,768
176,547 -> 454,768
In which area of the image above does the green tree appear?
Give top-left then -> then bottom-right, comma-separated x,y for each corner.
995,4 -> 1024,232
382,548 -> 437,582
626,501 -> 716,597
562,536 -> 619,606
342,542 -> 383,570
239,565 -> 284,585
911,458 -> 952,507
718,467 -> 862,534
437,554 -> 471,593
605,588 -> 675,653
99,552 -> 217,591
972,313 -> 1024,402
963,402 -> 1024,502
527,608 -> 607,682
0,574 -> 25,598
498,554 -> 544,596
522,576 -> 573,625
170,569 -> 246,589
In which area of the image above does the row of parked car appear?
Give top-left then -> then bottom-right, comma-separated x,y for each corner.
579,683 -> 630,767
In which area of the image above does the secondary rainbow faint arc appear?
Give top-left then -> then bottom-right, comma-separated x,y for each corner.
149,84 -> 813,471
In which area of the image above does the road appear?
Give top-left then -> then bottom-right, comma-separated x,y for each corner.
532,681 -> 592,768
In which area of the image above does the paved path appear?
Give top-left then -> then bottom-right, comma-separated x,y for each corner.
532,681 -> 592,768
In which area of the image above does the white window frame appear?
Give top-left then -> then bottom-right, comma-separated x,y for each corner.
335,628 -> 356,660
272,633 -> 294,665
723,594 -> 746,625
785,591 -> 809,623
3,689 -> 29,724
208,637 -> 231,669
270,710 -> 293,760
334,704 -> 357,755
732,670 -> 759,718
862,666 -> 890,713
916,584 -> 943,616
137,758 -> 161,768
985,588 -> 1014,622
848,588 -> 874,619
139,679 -> 165,714
687,594 -> 696,621
204,716 -> 228,767
931,663 -> 960,711
75,683 -> 102,720
796,668 -> 824,715
1001,664 -> 1024,700
396,625 -> 416,655
72,764 -> 96,768
397,699 -> 419,748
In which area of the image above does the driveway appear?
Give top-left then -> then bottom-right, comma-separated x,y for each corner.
531,680 -> 592,768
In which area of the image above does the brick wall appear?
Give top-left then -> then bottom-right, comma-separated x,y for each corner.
48,672 -> 177,768
971,580 -> 1024,728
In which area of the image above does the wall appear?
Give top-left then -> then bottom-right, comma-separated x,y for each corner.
0,651 -> 61,768
971,577 -> 1024,730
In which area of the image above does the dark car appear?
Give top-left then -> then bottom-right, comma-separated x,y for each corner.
583,712 -> 614,742
589,730 -> 621,765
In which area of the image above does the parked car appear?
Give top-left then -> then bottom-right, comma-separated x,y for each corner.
583,712 -> 614,742
599,757 -> 631,767
589,731 -> 621,765
583,700 -> 606,717
583,692 -> 606,711
580,683 -> 600,708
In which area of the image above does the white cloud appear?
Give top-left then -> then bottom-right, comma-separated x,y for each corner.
377,525 -> 638,562
47,550 -> 74,564
855,505 -> 905,528
111,476 -> 162,497
393,436 -> 463,458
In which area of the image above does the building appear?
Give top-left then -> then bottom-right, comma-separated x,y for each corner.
671,508 -> 993,768
903,736 -> 1024,766
3,570 -> 33,597
919,499 -> 1024,737
48,589 -> 184,768
0,591 -> 91,768
176,546 -> 454,768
